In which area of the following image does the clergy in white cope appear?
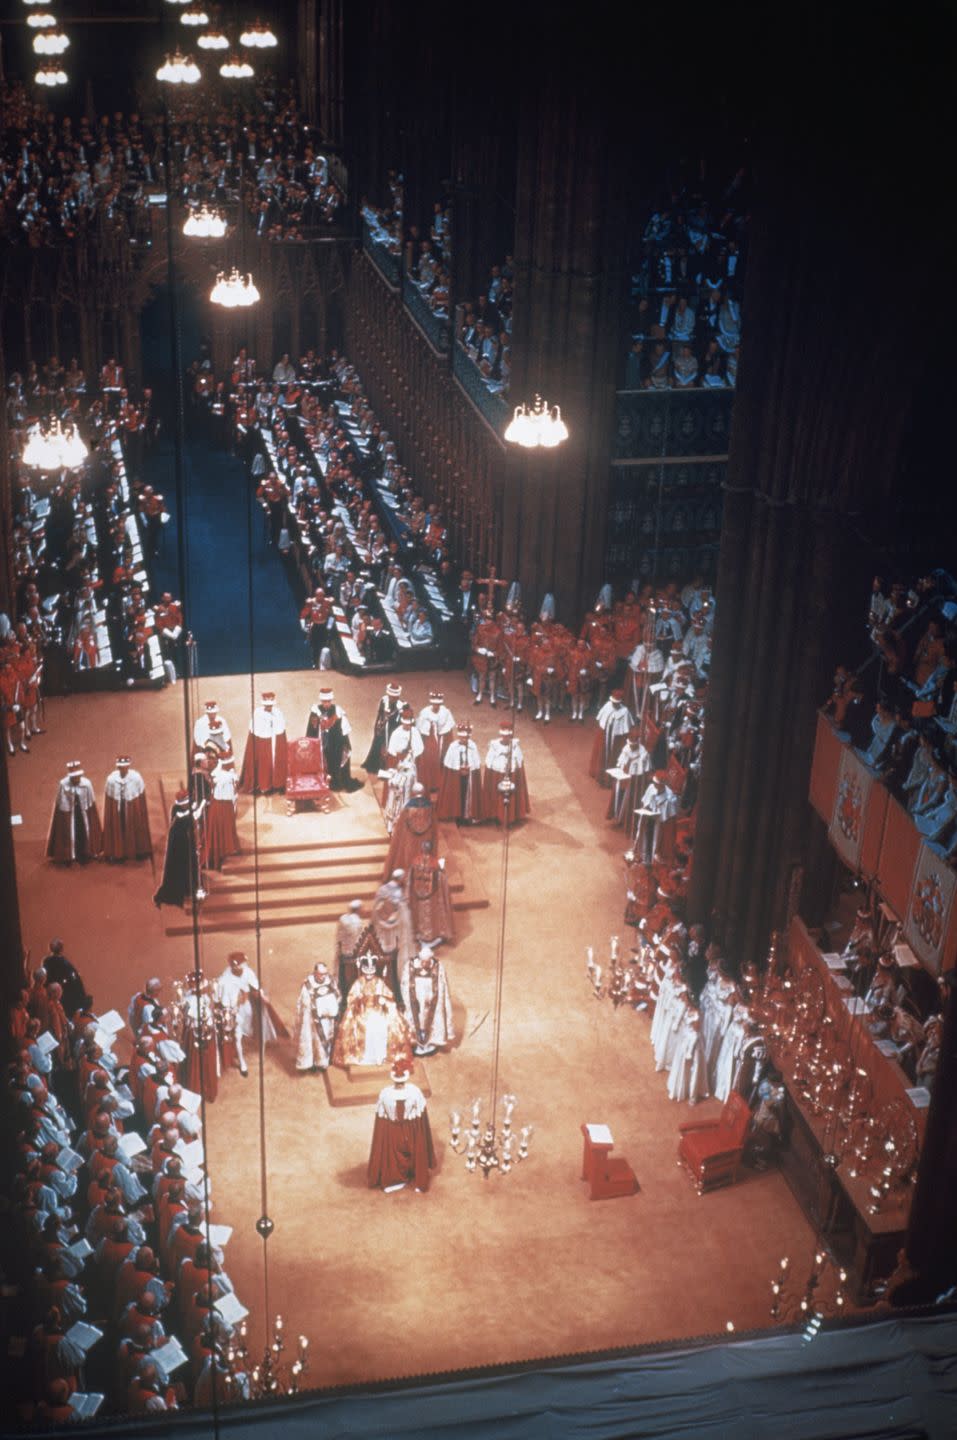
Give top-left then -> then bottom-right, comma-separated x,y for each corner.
239,691 -> 288,794
214,952 -> 284,1078
589,690 -> 635,787
294,963 -> 341,1073
400,946 -> 455,1056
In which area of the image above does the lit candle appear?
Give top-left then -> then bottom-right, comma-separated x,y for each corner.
471,1098 -> 481,1125
610,935 -> 619,960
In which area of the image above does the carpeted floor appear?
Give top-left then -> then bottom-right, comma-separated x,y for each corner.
8,669 -> 820,1387
145,431 -> 309,677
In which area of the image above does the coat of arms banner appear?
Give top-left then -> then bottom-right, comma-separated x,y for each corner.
903,841 -> 957,974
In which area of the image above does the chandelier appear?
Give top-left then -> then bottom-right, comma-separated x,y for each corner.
220,54 -> 255,78
35,61 -> 67,85
181,5 -> 209,25
240,19 -> 278,47
210,268 -> 260,307
198,28 -> 229,49
33,29 -> 69,54
26,11 -> 56,26
22,418 -> 88,471
504,395 -> 569,448
183,205 -> 227,238
156,49 -> 200,83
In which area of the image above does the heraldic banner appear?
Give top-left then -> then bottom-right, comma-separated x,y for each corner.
810,712 -> 843,822
903,840 -> 957,975
828,745 -> 875,872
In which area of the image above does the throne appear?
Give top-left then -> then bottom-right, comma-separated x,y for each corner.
285,737 -> 330,813
677,1091 -> 751,1195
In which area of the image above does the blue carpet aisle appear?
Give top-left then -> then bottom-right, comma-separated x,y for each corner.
146,431 -> 309,677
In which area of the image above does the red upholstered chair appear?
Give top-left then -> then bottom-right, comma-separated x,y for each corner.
677,1091 -> 751,1195
285,738 -> 330,813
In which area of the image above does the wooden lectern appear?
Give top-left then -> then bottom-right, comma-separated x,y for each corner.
580,1123 -> 639,1200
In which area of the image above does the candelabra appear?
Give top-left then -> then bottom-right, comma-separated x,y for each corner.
225,1317 -> 309,1398
585,935 -> 637,1008
768,1248 -> 849,1325
449,1095 -> 532,1177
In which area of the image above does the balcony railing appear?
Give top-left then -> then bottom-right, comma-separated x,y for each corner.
403,276 -> 450,354
361,216 -> 401,289
452,343 -> 509,432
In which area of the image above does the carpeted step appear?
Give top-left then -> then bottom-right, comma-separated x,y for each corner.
210,869 -> 386,895
224,851 -> 387,877
236,836 -> 389,855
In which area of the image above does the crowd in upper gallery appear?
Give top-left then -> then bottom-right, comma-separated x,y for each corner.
824,571 -> 957,860
0,72 -> 342,249
361,173 -> 512,401
2,356 -> 184,728
5,946 -> 250,1422
622,164 -> 749,392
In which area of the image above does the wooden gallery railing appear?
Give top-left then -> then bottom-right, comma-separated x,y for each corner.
345,250 -> 506,580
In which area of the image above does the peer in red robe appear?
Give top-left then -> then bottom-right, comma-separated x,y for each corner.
47,762 -> 102,864
205,756 -> 240,870
435,727 -> 483,823
482,725 -> 531,824
239,693 -> 288,794
102,757 -> 153,861
367,1063 -> 436,1192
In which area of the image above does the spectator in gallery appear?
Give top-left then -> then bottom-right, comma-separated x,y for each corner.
625,338 -> 645,389
645,340 -> 671,390
672,344 -> 699,388
669,295 -> 696,342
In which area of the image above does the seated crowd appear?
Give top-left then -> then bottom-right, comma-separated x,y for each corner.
161,77 -> 343,242
5,945 -> 251,1422
1,83 -> 155,248
823,570 -> 957,863
455,255 -> 512,399
189,345 -> 459,669
3,357 -> 185,752
362,174 -> 511,401
624,164 -> 749,391
1,72 -> 342,251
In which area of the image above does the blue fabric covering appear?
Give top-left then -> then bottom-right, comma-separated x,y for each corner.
146,433 -> 309,678
32,1313 -> 957,1438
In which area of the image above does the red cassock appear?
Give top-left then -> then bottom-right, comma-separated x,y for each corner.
102,770 -> 153,862
367,1102 -> 436,1192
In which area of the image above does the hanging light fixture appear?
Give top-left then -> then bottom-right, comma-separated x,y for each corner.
183,204 -> 228,238
210,269 -> 260,307
25,11 -> 56,26
504,395 -> 569,448
156,49 -> 200,83
219,52 -> 254,78
239,18 -> 277,47
32,28 -> 69,54
22,0 -> 51,6
180,4 -> 209,25
22,418 -> 88,471
197,27 -> 229,49
34,61 -> 68,86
